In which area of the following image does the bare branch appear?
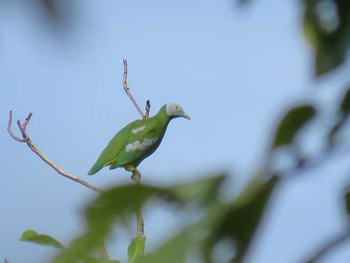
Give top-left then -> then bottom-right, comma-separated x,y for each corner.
122,59 -> 145,118
132,169 -> 145,248
7,111 -> 26,142
136,209 -> 145,237
7,112 -> 103,193
144,100 -> 151,119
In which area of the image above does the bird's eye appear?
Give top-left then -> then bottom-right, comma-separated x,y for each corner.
174,105 -> 179,110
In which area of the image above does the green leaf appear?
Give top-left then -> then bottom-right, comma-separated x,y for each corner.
303,0 -> 350,76
128,236 -> 145,263
19,229 -> 64,249
204,173 -> 279,262
51,175 -> 227,263
272,104 -> 316,148
344,188 -> 350,216
51,184 -> 180,263
236,0 -> 251,6
340,88 -> 350,114
328,87 -> 350,146
83,257 -> 120,263
137,230 -> 192,263
169,174 -> 226,204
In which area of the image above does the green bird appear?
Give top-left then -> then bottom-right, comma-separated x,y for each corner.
88,103 -> 190,180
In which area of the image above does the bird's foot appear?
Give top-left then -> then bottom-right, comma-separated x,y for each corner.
131,169 -> 141,183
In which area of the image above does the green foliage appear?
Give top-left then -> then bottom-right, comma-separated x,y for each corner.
340,87 -> 350,114
49,175 -> 226,262
50,185 -> 175,263
19,229 -> 64,249
128,236 -> 145,263
271,104 -> 316,148
328,86 -> 350,146
79,257 -> 120,263
43,173 -> 278,262
204,173 -> 279,262
344,188 -> 350,216
303,0 -> 350,76
137,230 -> 193,263
169,173 -> 226,204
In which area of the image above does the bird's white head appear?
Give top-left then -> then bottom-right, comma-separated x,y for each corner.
165,103 -> 191,120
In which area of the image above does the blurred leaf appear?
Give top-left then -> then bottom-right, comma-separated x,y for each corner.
40,0 -> 58,18
204,173 -> 279,262
20,229 -> 64,249
303,0 -> 350,76
272,104 -> 316,148
128,236 -> 145,263
327,121 -> 342,146
137,229 -> 192,263
344,188 -> 350,216
169,174 -> 226,204
83,257 -> 120,263
236,0 -> 251,6
51,175 -> 225,263
340,87 -> 350,114
51,184 -> 177,262
328,87 -> 350,146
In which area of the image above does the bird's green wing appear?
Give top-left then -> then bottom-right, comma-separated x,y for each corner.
109,119 -> 165,169
87,119 -> 144,175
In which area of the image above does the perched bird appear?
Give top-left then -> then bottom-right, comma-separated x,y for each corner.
88,103 -> 190,180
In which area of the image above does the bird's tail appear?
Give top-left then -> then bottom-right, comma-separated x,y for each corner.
87,162 -> 103,175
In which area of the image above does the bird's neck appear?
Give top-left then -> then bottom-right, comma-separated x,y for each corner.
154,106 -> 172,126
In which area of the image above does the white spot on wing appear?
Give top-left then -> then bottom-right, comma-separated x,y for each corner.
126,138 -> 158,152
131,125 -> 146,134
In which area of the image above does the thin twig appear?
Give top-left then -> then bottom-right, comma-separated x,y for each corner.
122,59 -> 145,118
144,100 -> 151,119
136,209 -> 145,238
7,111 -> 26,142
7,111 -> 103,193
304,230 -> 350,263
131,169 -> 145,250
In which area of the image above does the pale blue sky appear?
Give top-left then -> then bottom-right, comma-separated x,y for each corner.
1,0 -> 350,262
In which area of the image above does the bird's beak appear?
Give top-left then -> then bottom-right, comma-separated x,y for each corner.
183,113 -> 191,120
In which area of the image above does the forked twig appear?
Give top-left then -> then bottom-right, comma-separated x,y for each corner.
7,111 -> 27,142
123,59 -> 144,118
122,59 -> 151,119
7,111 -> 103,193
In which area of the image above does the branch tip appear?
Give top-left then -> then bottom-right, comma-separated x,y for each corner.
7,111 -> 103,193
122,59 -> 145,118
7,111 -> 26,142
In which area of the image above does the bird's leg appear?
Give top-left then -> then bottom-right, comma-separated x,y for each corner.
125,165 -> 141,183
124,165 -> 145,254
131,168 -> 141,183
